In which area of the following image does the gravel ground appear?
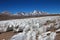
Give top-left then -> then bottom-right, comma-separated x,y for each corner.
0,31 -> 16,40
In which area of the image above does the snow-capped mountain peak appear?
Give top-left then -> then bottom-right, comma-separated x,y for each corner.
31,10 -> 46,15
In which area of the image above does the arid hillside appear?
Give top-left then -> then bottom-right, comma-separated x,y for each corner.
0,13 -> 60,20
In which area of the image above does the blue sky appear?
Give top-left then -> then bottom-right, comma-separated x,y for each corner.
0,0 -> 60,14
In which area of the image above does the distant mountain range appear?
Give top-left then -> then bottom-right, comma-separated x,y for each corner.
0,10 -> 60,20
0,10 -> 48,16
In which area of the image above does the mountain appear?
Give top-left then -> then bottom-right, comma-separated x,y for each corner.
0,10 -> 60,20
31,10 -> 48,16
16,10 -> 48,16
0,10 -> 48,16
1,11 -> 12,15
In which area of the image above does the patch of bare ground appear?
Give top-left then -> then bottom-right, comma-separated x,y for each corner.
0,31 -> 17,40
55,33 -> 60,40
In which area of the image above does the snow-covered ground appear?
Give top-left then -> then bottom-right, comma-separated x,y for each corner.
0,16 -> 60,40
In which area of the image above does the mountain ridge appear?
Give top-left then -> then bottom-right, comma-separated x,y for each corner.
0,10 -> 60,20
